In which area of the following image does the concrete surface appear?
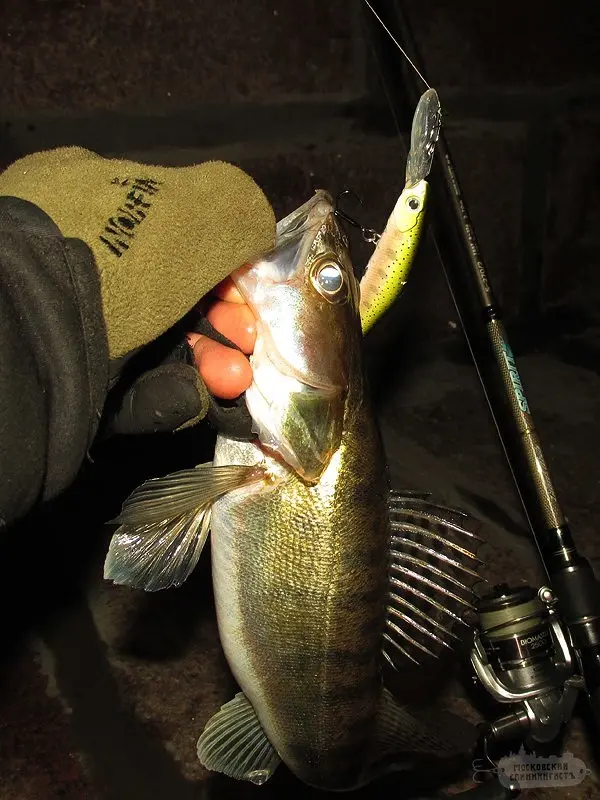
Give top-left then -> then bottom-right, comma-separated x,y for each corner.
0,0 -> 365,113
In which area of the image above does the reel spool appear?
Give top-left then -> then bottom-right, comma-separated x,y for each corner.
471,583 -> 581,746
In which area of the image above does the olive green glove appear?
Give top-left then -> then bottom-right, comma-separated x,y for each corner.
0,146 -> 275,434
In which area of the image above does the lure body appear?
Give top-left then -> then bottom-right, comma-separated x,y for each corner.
359,179 -> 428,333
359,88 -> 441,334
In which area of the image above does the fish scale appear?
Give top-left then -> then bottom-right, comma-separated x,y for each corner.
210,382 -> 390,789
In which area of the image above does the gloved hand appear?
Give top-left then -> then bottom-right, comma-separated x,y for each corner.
0,146 -> 275,437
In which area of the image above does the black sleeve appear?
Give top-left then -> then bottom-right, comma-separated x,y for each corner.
0,197 -> 109,527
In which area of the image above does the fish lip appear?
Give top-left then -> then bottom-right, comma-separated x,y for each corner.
275,189 -> 335,241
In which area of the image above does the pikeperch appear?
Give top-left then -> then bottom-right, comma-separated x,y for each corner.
359,87 -> 442,334
104,190 -> 482,791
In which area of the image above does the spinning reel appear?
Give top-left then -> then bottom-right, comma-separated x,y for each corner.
472,583 -> 581,750
466,582 -> 588,797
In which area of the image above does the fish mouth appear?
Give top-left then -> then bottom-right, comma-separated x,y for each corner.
233,190 -> 349,390
232,190 -> 351,482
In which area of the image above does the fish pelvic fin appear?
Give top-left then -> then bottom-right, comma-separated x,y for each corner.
197,692 -> 281,785
384,491 -> 485,667
103,463 -> 265,592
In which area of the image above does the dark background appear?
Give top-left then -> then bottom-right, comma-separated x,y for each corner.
1,1 -> 599,798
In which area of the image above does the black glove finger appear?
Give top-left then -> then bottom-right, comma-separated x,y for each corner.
102,362 -> 209,437
103,313 -> 256,440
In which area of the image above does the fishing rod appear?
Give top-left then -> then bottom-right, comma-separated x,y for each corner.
361,0 -> 600,785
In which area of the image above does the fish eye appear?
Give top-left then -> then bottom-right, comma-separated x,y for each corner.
313,260 -> 346,300
407,195 -> 421,211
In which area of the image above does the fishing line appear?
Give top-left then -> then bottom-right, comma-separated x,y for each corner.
362,0 -> 431,90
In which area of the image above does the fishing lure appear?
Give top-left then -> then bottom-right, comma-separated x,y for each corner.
359,86 -> 442,334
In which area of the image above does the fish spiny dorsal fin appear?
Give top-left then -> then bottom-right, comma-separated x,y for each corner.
383,491 -> 485,668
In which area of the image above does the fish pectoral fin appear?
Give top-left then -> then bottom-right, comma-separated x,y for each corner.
197,692 -> 281,785
103,505 -> 212,592
103,463 -> 264,592
110,463 -> 265,527
375,689 -> 474,759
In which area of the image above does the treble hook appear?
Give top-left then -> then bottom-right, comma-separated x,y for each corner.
334,189 -> 381,245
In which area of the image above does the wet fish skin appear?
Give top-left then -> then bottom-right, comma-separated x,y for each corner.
210,381 -> 390,790
207,200 -> 391,790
